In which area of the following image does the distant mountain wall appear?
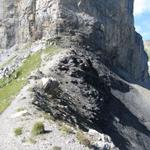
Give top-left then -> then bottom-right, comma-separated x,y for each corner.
144,40 -> 150,60
0,0 -> 149,83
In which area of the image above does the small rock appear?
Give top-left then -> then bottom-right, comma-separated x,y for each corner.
42,77 -> 59,94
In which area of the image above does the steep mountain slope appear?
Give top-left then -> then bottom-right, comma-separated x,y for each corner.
0,0 -> 150,150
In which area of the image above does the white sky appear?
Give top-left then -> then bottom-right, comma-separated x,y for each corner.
134,0 -> 150,15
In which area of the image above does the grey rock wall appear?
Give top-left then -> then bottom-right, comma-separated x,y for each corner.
0,0 -> 149,83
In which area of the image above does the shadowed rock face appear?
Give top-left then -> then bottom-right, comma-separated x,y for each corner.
0,0 -> 149,83
32,49 -> 150,150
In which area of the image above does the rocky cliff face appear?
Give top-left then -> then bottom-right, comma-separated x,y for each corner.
0,0 -> 149,83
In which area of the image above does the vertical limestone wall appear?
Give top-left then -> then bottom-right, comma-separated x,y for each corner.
0,0 -> 149,82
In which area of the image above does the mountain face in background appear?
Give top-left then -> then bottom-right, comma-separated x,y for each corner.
145,40 -> 150,47
0,0 -> 150,150
144,40 -> 150,60
0,0 -> 149,84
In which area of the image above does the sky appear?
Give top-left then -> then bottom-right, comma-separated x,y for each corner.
134,0 -> 150,40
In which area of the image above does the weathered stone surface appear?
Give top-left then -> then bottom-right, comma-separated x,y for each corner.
42,77 -> 59,94
32,49 -> 150,150
0,0 -> 149,83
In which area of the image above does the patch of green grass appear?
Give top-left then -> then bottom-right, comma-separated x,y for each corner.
0,70 -> 19,88
0,51 -> 41,112
52,146 -> 62,150
14,127 -> 23,136
0,46 -> 60,113
76,131 -> 91,148
16,107 -> 25,112
31,122 -> 45,136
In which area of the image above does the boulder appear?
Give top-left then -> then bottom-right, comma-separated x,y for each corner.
42,77 -> 59,94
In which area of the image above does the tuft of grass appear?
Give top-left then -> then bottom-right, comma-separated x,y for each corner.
28,137 -> 37,144
76,131 -> 91,148
59,124 -> 74,135
31,122 -> 45,136
43,112 -> 56,122
14,127 -> 22,136
16,107 -> 25,112
52,146 -> 62,150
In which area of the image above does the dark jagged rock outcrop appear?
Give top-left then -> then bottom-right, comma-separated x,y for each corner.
32,49 -> 150,150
